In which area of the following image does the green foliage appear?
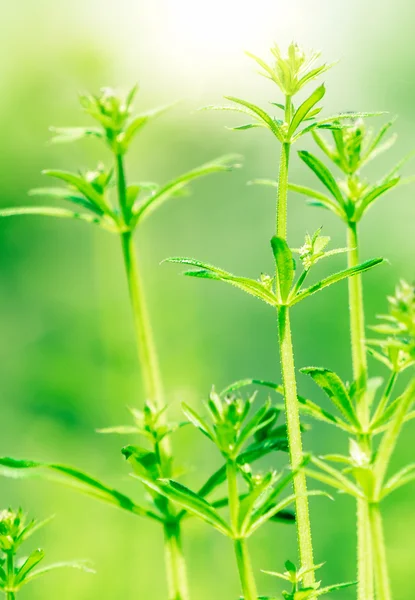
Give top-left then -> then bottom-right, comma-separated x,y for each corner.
0,509 -> 92,596
166,234 -> 382,308
292,118 -> 415,223
262,560 -> 355,599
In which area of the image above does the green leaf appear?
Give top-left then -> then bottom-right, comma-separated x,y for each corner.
382,463 -> 415,498
297,151 -> 345,207
227,123 -> 264,131
271,237 -> 294,303
297,395 -> 353,432
314,581 -> 356,597
247,178 -> 278,188
301,367 -> 360,428
24,560 -> 95,585
224,96 -> 284,141
15,549 -> 45,585
0,206 -> 117,231
131,155 -> 240,225
356,177 -> 400,219
133,475 -> 232,536
0,457 -> 161,521
288,183 -> 345,219
164,257 -> 278,307
306,457 -> 363,498
29,187 -> 105,216
181,403 -> 215,441
121,103 -> 176,151
49,126 -> 104,144
288,85 -> 326,137
42,170 -> 111,214
291,258 -> 384,306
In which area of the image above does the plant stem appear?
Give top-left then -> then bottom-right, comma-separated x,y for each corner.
6,551 -> 15,600
116,154 -> 189,600
275,102 -> 315,586
356,498 -> 374,600
276,142 -> 290,239
346,222 -> 368,420
346,220 -> 374,600
369,504 -> 392,600
234,539 -> 258,600
227,460 -> 258,600
277,306 -> 315,587
164,520 -> 190,600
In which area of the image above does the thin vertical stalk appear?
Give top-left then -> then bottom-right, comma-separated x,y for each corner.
227,460 -> 259,600
369,504 -> 392,600
346,220 -> 374,600
277,306 -> 315,587
164,521 -> 190,600
234,539 -> 258,600
116,154 -> 189,600
275,111 -> 315,587
6,551 -> 15,600
346,222 -> 368,418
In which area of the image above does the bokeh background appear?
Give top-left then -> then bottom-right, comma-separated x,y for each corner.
0,1 -> 414,598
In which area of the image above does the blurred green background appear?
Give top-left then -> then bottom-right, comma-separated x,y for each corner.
0,0 -> 414,598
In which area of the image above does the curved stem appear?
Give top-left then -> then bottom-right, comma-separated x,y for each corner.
369,504 -> 392,600
117,154 -> 189,600
278,306 -> 315,587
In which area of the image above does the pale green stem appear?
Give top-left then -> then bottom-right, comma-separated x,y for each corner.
347,222 -> 368,420
369,504 -> 392,600
357,498 -> 374,600
6,551 -> 15,600
275,99 -> 315,587
278,306 -> 315,588
117,155 -> 189,600
164,520 -> 190,600
346,220 -> 374,600
227,460 -> 259,600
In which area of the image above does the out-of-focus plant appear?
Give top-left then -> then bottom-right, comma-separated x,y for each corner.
0,87 -> 239,600
288,118 -> 415,600
168,43 -> 383,591
0,508 -> 92,599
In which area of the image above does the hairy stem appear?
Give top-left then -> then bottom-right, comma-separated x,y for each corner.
274,100 -> 315,586
347,222 -> 368,418
164,520 -> 190,600
227,460 -> 258,600
357,498 -> 374,600
278,306 -> 315,587
369,504 -> 392,600
117,154 -> 189,600
347,220 -> 374,600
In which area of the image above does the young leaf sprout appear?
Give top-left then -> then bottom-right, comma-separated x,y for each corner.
0,509 -> 92,599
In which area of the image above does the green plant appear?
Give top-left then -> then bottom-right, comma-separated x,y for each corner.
167,43 -> 383,591
287,118 -> 415,600
0,508 -> 92,598
0,86 -> 238,600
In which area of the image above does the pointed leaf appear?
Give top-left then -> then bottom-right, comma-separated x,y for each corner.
0,206 -> 116,231
25,560 -> 95,584
132,155 -> 240,225
0,457 -> 161,521
291,258 -> 384,306
288,183 -> 345,219
301,367 -> 360,428
271,237 -> 294,303
288,85 -> 326,137
181,403 -> 214,441
297,151 -> 345,206
49,126 -> 104,144
224,96 -> 284,141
